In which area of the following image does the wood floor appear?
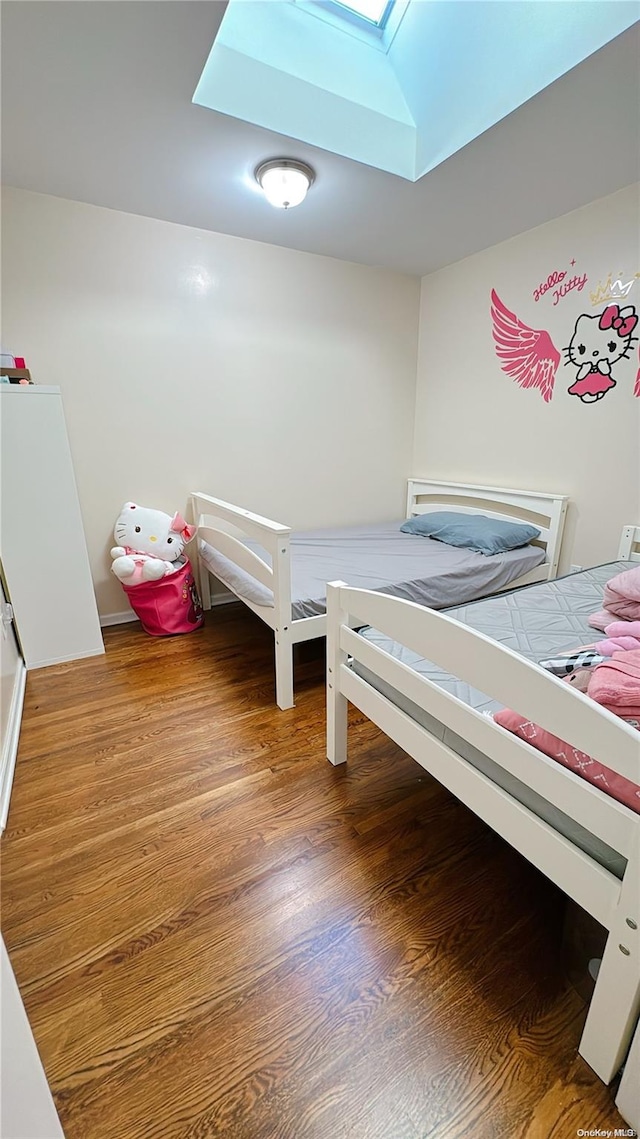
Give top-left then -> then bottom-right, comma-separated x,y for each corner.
1,606 -> 630,1138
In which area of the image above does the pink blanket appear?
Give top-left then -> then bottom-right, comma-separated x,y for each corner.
596,635 -> 640,655
607,621 -> 640,638
588,648 -> 640,716
494,648 -> 640,813
589,566 -> 640,631
493,701 -> 640,814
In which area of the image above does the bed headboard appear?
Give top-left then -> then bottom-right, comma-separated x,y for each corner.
618,525 -> 640,562
406,479 -> 569,579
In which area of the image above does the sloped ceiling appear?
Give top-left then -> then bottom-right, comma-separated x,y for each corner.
1,1 -> 638,276
194,0 -> 638,180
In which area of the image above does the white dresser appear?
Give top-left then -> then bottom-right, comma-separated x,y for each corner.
1,938 -> 66,1137
0,385 -> 104,669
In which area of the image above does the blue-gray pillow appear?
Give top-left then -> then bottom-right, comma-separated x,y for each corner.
400,511 -> 540,556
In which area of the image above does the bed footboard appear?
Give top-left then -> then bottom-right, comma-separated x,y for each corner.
191,492 -> 296,708
325,580 -> 640,1089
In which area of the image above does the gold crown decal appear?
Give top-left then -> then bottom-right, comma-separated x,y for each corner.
590,272 -> 639,306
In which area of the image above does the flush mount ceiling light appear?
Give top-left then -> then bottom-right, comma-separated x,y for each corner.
255,159 -> 315,209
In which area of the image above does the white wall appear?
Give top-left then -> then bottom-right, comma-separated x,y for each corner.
413,184 -> 640,570
2,189 -> 420,618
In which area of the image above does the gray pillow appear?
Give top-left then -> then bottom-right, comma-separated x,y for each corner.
400,511 -> 540,556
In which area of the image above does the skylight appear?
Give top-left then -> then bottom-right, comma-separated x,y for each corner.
194,0 -> 638,182
330,0 -> 394,28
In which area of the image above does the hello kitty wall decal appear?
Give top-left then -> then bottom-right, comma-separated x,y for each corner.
491,265 -> 640,405
532,266 -> 588,306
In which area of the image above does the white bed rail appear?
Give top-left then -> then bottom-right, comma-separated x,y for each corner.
326,580 -> 640,1088
406,480 -> 568,580
191,493 -> 292,609
191,492 -> 295,707
619,524 -> 640,562
327,583 -> 639,809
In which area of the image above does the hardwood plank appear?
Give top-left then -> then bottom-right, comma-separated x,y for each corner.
1,607 -> 629,1137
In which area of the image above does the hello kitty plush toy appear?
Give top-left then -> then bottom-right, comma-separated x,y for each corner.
111,503 -> 196,584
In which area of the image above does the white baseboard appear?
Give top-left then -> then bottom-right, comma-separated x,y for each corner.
100,609 -> 137,627
30,647 -> 105,668
209,593 -> 237,608
100,593 -> 236,628
1,659 -> 26,832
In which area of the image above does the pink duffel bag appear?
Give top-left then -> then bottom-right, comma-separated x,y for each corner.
122,559 -> 204,636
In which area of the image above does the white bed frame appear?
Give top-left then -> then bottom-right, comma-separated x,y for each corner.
191,481 -> 568,710
326,526 -> 640,1128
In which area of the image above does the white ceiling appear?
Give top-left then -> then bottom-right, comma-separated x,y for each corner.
1,1 -> 638,277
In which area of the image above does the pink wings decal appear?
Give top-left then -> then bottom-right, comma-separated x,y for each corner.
491,288 -> 560,403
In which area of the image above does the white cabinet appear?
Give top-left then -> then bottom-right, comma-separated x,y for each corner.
1,939 -> 65,1138
0,386 -> 103,668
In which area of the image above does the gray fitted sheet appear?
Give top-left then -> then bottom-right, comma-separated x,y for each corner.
200,521 -> 545,620
354,562 -> 633,877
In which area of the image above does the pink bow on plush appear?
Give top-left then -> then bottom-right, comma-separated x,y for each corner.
170,512 -> 196,542
599,304 -> 638,338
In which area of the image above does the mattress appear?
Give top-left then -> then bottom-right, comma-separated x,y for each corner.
200,521 -> 546,620
353,562 -> 633,877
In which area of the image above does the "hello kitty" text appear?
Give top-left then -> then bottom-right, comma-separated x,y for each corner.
552,273 -> 588,306
533,270 -> 565,302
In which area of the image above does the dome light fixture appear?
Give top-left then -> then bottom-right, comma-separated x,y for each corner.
255,159 -> 315,209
